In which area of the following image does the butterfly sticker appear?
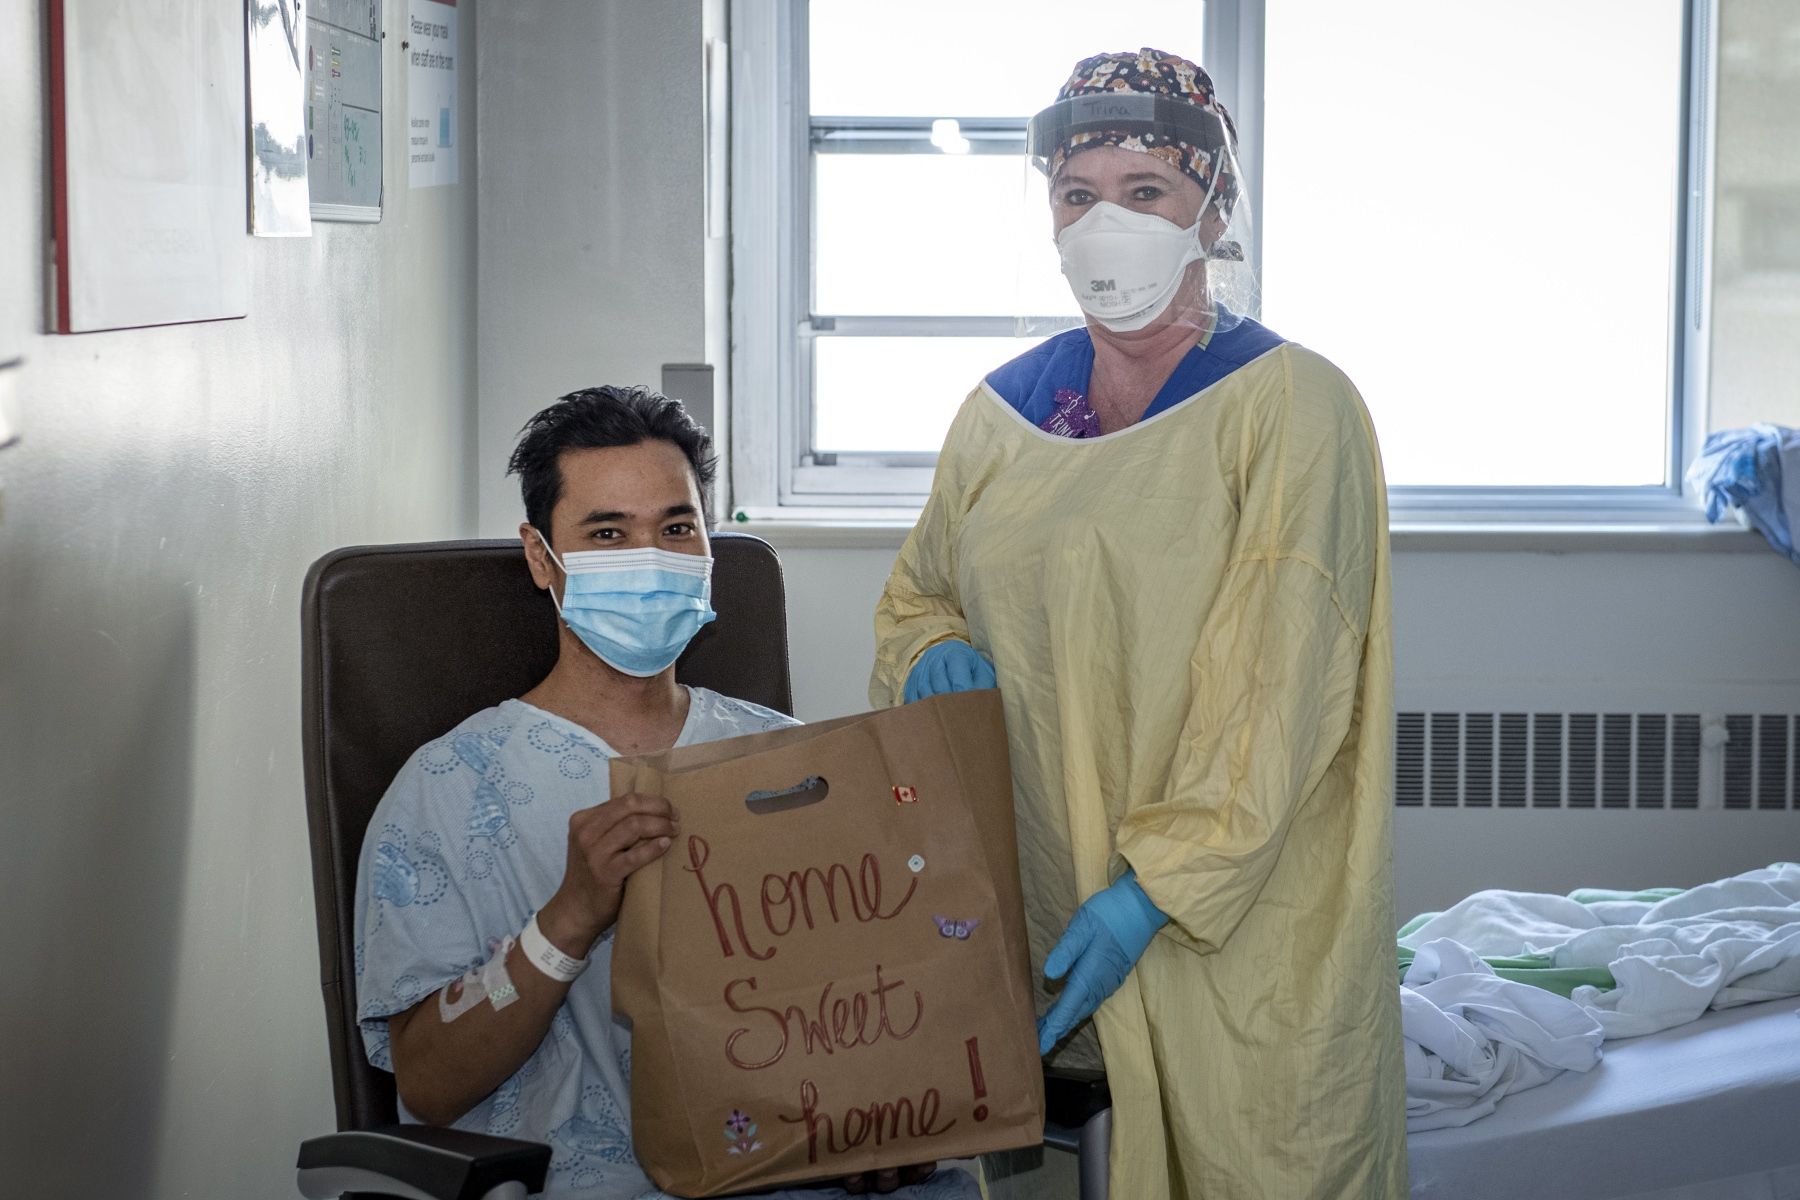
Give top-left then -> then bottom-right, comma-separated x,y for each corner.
933,915 -> 982,940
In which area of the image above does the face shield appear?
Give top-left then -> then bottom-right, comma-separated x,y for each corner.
1025,89 -> 1257,335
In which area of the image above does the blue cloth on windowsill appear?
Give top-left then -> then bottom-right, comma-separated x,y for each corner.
1687,423 -> 1800,566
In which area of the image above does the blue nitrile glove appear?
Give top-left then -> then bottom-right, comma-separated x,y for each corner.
1037,870 -> 1169,1055
903,640 -> 997,703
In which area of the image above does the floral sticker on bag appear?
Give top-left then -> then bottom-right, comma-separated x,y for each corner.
723,1109 -> 763,1156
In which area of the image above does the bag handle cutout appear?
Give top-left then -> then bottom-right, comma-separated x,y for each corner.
744,775 -> 830,816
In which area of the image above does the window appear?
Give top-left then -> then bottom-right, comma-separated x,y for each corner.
1261,0 -> 1687,489
730,0 -> 1711,519
1707,0 -> 1800,436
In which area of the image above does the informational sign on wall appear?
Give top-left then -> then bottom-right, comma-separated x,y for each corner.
407,0 -> 458,188
305,0 -> 381,220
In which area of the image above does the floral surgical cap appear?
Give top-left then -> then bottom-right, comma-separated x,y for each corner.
1047,48 -> 1240,215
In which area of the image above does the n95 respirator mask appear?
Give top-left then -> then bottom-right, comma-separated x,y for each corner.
1056,201 -> 1207,333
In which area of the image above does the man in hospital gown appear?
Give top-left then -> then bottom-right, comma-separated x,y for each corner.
357,385 -> 975,1200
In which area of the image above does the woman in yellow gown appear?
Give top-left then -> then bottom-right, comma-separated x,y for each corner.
870,49 -> 1406,1198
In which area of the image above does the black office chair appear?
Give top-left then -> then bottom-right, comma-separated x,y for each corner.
1042,1071 -> 1111,1200
294,534 -> 1110,1199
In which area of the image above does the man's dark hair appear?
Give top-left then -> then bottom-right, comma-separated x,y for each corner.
508,384 -> 717,533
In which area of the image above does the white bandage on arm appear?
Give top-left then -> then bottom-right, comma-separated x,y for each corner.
520,911 -> 589,983
437,935 -> 521,1022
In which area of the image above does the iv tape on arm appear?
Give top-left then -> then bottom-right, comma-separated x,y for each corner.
433,908 -> 592,1023
438,935 -> 521,1022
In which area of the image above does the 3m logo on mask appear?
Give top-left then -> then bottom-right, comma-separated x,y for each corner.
1058,201 -> 1208,332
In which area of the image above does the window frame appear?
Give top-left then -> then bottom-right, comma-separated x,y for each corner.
729,0 -> 1718,524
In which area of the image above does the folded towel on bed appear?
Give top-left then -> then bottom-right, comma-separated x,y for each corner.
1401,940 -> 1604,1132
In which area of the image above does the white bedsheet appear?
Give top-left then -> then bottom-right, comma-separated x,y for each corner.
1407,996 -> 1800,1200
1399,863 -> 1800,1037
1402,940 -> 1604,1132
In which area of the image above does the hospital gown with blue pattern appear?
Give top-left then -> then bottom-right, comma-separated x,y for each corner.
355,689 -> 978,1200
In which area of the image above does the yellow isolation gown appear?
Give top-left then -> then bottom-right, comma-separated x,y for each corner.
870,337 -> 1407,1198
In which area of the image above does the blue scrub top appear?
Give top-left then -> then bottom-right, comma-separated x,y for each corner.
985,314 -> 1287,434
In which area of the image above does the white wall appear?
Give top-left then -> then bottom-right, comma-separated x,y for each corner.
475,0 -> 714,536
0,1 -> 480,1197
772,541 -> 1800,919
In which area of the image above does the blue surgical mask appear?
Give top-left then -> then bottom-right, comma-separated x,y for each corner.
535,531 -> 717,677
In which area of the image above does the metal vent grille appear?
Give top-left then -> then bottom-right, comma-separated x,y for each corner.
1396,712 -> 1424,807
1602,714 -> 1632,808
1724,715 -> 1754,808
1430,713 -> 1458,807
1719,714 -> 1800,811
1760,715 -> 1791,810
1394,713 -> 1796,810
1499,713 -> 1527,808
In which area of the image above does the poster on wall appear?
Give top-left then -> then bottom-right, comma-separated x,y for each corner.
47,0 -> 249,332
407,0 -> 458,188
248,0 -> 311,236
305,0 -> 382,220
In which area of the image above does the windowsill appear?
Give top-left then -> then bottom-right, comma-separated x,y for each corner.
1384,520 -> 1763,553
726,511 -> 1769,554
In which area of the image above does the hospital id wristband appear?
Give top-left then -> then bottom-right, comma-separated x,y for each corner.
521,911 -> 590,983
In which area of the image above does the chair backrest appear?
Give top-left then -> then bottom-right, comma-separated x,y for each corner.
300,535 -> 794,1131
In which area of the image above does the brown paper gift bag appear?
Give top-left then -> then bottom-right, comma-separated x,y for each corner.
610,690 -> 1044,1197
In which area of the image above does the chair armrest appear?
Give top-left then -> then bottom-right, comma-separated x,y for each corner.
1043,1065 -> 1112,1130
296,1124 -> 552,1200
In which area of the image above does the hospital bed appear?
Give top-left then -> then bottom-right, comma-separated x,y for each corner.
1407,993 -> 1800,1200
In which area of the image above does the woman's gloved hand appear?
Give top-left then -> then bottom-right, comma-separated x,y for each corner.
1036,870 -> 1168,1055
903,640 -> 997,703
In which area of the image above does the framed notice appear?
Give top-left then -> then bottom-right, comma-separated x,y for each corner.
304,0 -> 382,221
47,0 -> 249,332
